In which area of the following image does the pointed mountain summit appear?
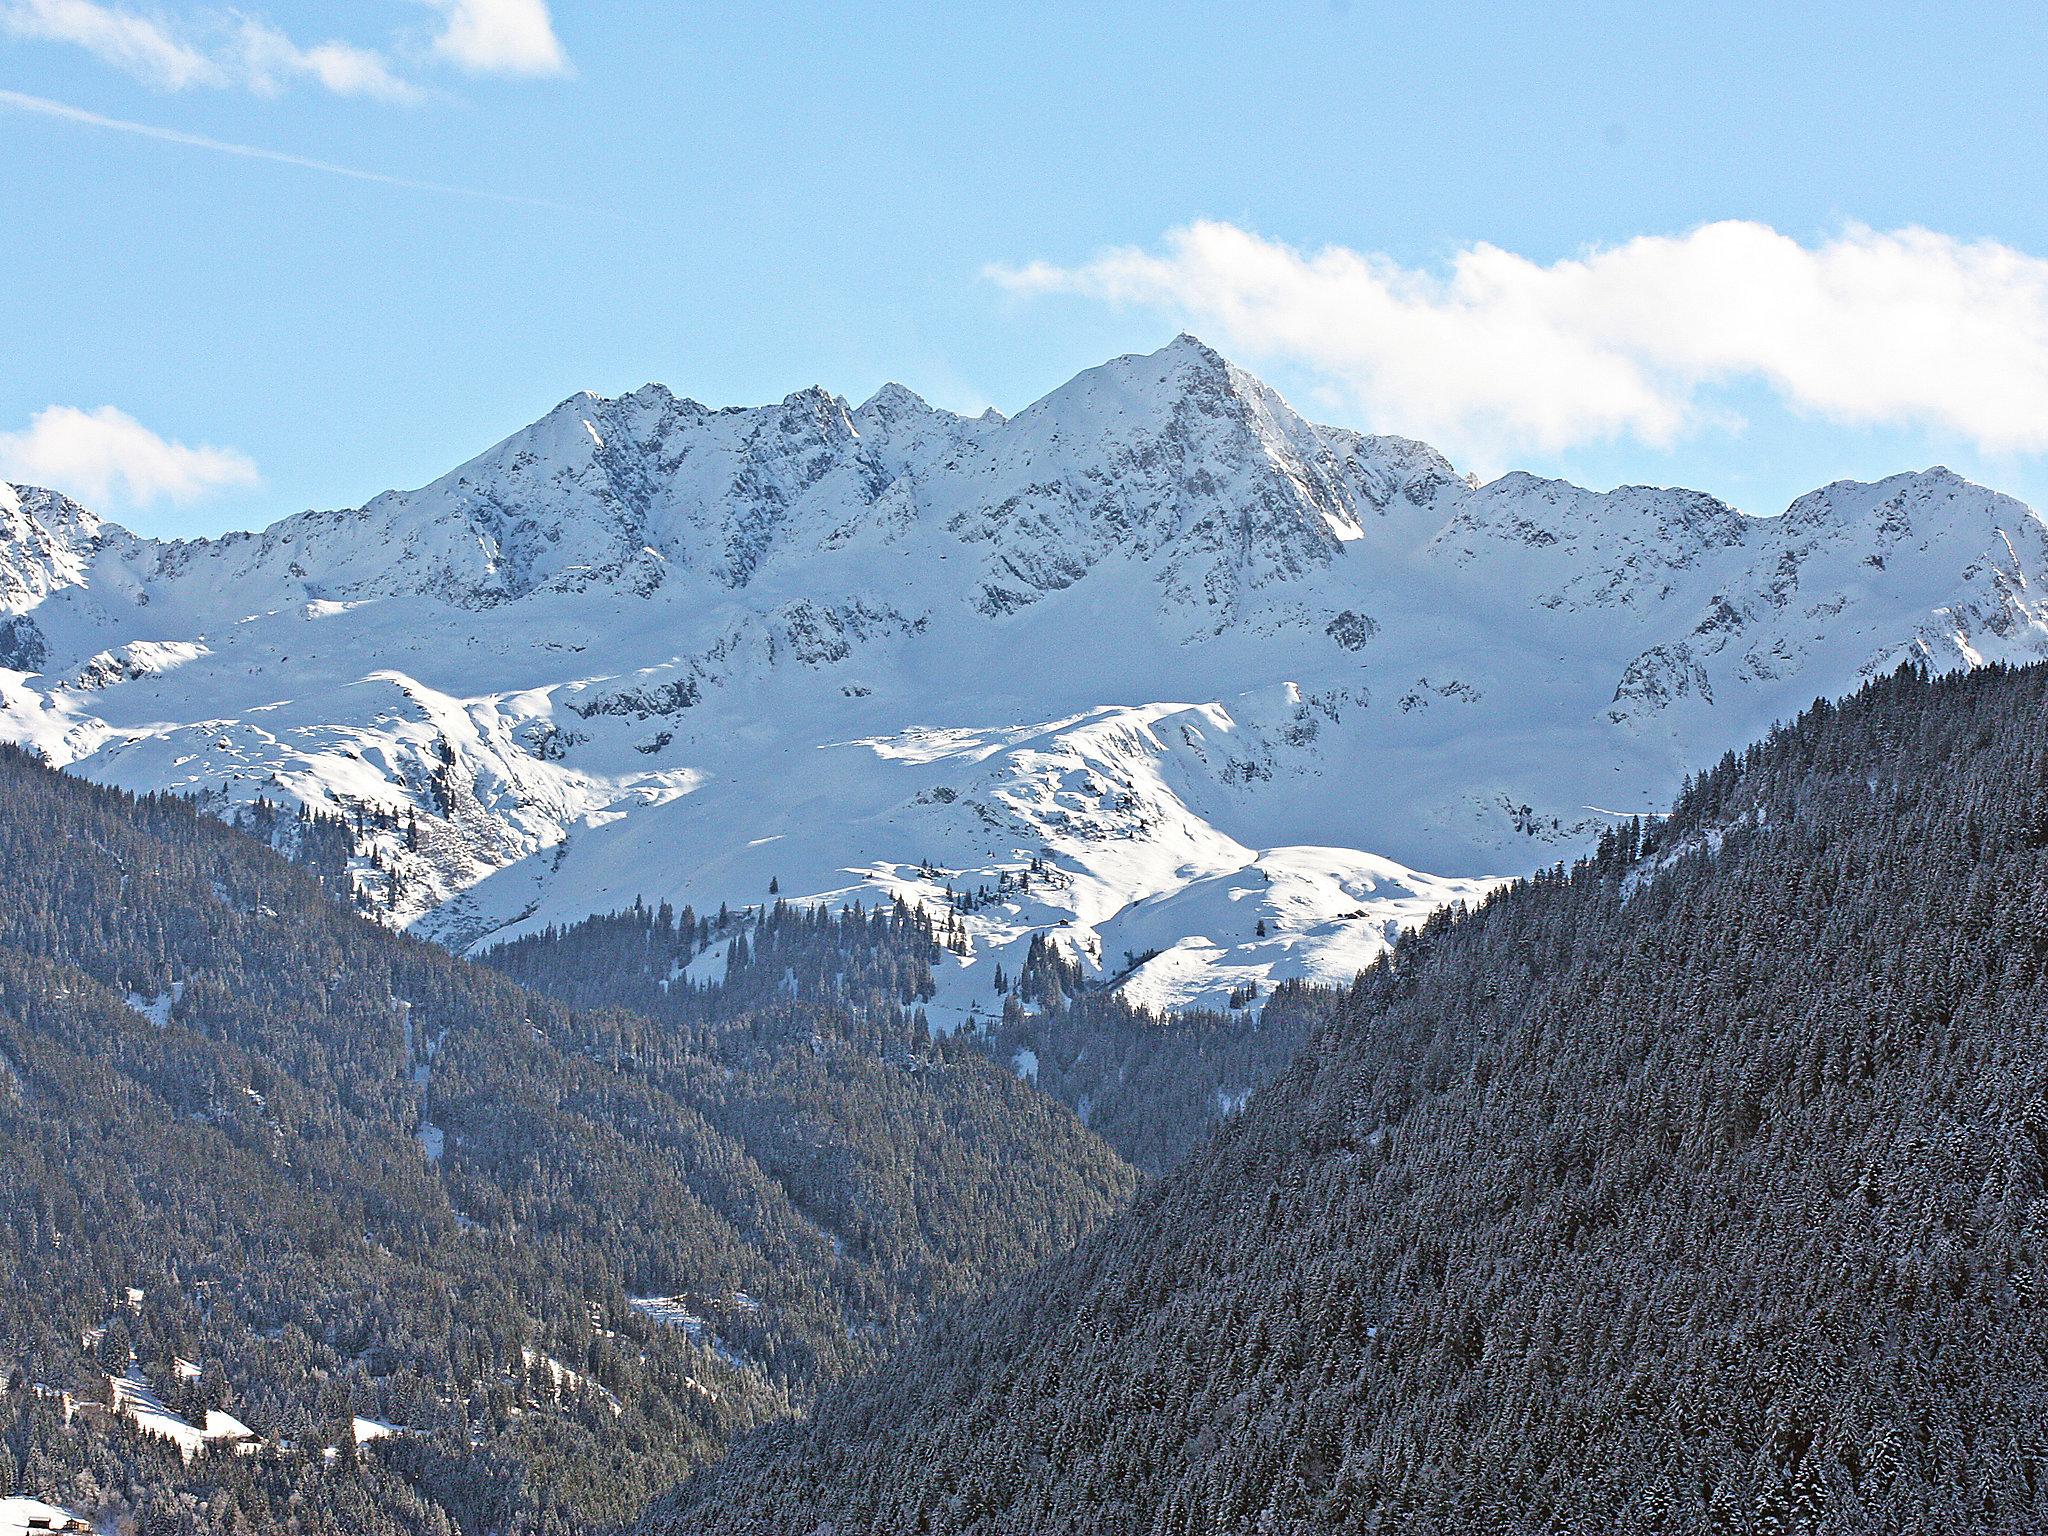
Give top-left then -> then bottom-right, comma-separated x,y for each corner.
1,338 -> 2044,1010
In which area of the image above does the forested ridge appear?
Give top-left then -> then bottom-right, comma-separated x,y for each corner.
645,661 -> 2048,1535
485,900 -> 1338,1178
0,746 -> 1135,1533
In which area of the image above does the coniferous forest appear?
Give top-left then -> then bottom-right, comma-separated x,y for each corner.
481,897 -> 1338,1178
8,661 -> 2048,1533
0,746 -> 1134,1533
641,661 -> 2048,1534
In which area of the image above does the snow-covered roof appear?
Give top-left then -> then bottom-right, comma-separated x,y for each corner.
0,1496 -> 92,1534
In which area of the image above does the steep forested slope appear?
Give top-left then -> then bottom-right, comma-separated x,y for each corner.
0,748 -> 1135,1534
648,661 -> 2048,1535
482,902 -> 1340,1176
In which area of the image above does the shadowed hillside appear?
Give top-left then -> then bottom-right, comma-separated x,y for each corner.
0,747 -> 1135,1534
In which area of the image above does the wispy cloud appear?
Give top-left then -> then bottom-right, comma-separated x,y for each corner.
992,219 -> 2048,463
1,0 -> 220,89
0,87 -> 566,206
0,0 -> 572,98
1,0 -> 418,99
0,404 -> 258,508
428,0 -> 568,77
233,19 -> 419,103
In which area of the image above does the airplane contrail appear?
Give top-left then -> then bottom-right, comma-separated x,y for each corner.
0,87 -> 566,209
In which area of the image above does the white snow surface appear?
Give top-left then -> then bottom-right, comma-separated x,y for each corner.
628,1296 -> 710,1335
123,991 -> 174,1028
0,1496 -> 89,1534
4,336 -> 2048,1010
108,1371 -> 254,1460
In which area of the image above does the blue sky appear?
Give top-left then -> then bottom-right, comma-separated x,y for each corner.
6,1 -> 2048,536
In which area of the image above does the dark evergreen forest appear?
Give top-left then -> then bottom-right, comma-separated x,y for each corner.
645,661 -> 2048,1535
12,659 -> 2046,1534
0,747 -> 1134,1534
484,900 -> 1337,1178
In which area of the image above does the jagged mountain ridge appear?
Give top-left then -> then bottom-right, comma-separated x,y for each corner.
1,335 -> 2045,1011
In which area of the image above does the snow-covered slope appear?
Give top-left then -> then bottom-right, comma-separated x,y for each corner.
1,1495 -> 91,1534
5,336 -> 2046,1011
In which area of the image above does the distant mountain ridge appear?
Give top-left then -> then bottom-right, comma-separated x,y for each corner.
2,336 -> 2045,1011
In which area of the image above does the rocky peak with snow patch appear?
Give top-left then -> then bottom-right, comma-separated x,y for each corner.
0,483 -> 107,614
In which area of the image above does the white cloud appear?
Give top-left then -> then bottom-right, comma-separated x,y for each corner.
992,219 -> 2048,462
2,0 -> 416,99
1,0 -> 221,88
428,0 -> 567,77
0,406 -> 258,509
2,0 -> 573,95
234,20 -> 419,102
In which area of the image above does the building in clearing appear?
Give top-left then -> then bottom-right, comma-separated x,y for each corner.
0,1496 -> 94,1534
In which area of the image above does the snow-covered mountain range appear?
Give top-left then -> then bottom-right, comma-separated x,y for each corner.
5,335 -> 2046,1014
